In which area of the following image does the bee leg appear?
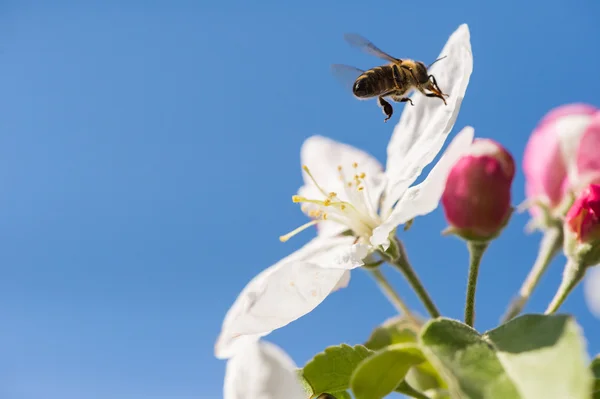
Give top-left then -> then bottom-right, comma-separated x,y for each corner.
427,75 -> 449,98
425,92 -> 447,106
391,96 -> 414,106
377,96 -> 394,122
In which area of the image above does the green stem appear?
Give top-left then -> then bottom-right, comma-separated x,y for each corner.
502,226 -> 563,322
464,241 -> 489,328
545,259 -> 586,314
385,238 -> 441,319
369,268 -> 414,318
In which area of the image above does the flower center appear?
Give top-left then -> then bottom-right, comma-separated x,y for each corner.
279,162 -> 381,242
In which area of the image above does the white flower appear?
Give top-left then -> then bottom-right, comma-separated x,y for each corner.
215,23 -> 474,360
224,340 -> 305,399
584,267 -> 600,318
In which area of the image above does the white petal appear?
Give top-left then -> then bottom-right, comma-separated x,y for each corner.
372,126 -> 474,248
299,135 -> 386,208
307,239 -> 370,270
382,24 -> 473,215
314,219 -> 352,238
332,270 -> 351,291
555,113 -> 595,183
224,341 -> 305,399
287,234 -> 366,270
584,267 -> 600,319
215,235 -> 359,359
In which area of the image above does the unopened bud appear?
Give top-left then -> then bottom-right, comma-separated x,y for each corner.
564,184 -> 600,267
441,139 -> 515,241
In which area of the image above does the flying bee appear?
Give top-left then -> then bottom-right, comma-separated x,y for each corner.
332,33 -> 449,122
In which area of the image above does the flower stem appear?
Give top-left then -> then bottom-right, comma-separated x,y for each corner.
464,241 -> 489,327
545,259 -> 586,314
502,226 -> 563,322
385,238 -> 441,319
368,268 -> 413,318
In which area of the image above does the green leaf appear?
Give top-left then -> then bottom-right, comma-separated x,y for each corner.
420,318 -> 520,399
592,354 -> 600,391
405,358 -> 448,392
364,315 -> 423,351
301,344 -> 374,396
363,315 -> 445,393
483,314 -> 593,399
395,380 -> 432,399
316,392 -> 352,399
350,343 -> 425,399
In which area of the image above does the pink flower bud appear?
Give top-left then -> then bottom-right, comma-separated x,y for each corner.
563,184 -> 600,268
565,184 -> 600,244
523,103 -> 599,219
442,139 -> 515,240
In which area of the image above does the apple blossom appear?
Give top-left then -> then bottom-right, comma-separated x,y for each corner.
441,139 -> 515,241
523,103 -> 600,223
504,105 -> 600,321
223,340 -> 305,399
215,23 -> 473,360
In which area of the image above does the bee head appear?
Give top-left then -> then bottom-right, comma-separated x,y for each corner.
401,61 -> 429,85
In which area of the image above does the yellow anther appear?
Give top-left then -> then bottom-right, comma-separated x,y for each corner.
352,162 -> 358,168
341,204 -> 346,210
347,182 -> 353,187
358,186 -> 364,191
292,195 -> 304,203
302,165 -> 310,172
337,165 -> 343,171
360,172 -> 366,179
323,213 -> 328,220
328,192 -> 337,198
323,198 -> 331,206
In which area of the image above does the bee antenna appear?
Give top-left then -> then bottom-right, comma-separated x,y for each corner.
427,55 -> 447,69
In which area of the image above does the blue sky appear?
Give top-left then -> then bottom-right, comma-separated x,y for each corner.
1,1 -> 600,398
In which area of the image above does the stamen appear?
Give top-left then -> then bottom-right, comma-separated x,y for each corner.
302,165 -> 329,197
292,195 -> 305,203
352,162 -> 358,168
308,210 -> 322,218
279,220 -> 319,242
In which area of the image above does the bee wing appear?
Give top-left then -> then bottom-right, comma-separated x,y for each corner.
331,64 -> 364,92
343,33 -> 401,63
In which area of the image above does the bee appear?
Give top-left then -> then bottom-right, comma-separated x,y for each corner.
332,33 -> 449,122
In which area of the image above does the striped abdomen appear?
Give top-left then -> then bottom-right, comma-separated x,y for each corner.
352,65 -> 400,98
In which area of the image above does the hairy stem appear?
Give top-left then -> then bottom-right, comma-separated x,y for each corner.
545,259 -> 586,314
368,268 -> 413,318
464,241 -> 489,327
502,226 -> 563,322
385,238 -> 441,319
